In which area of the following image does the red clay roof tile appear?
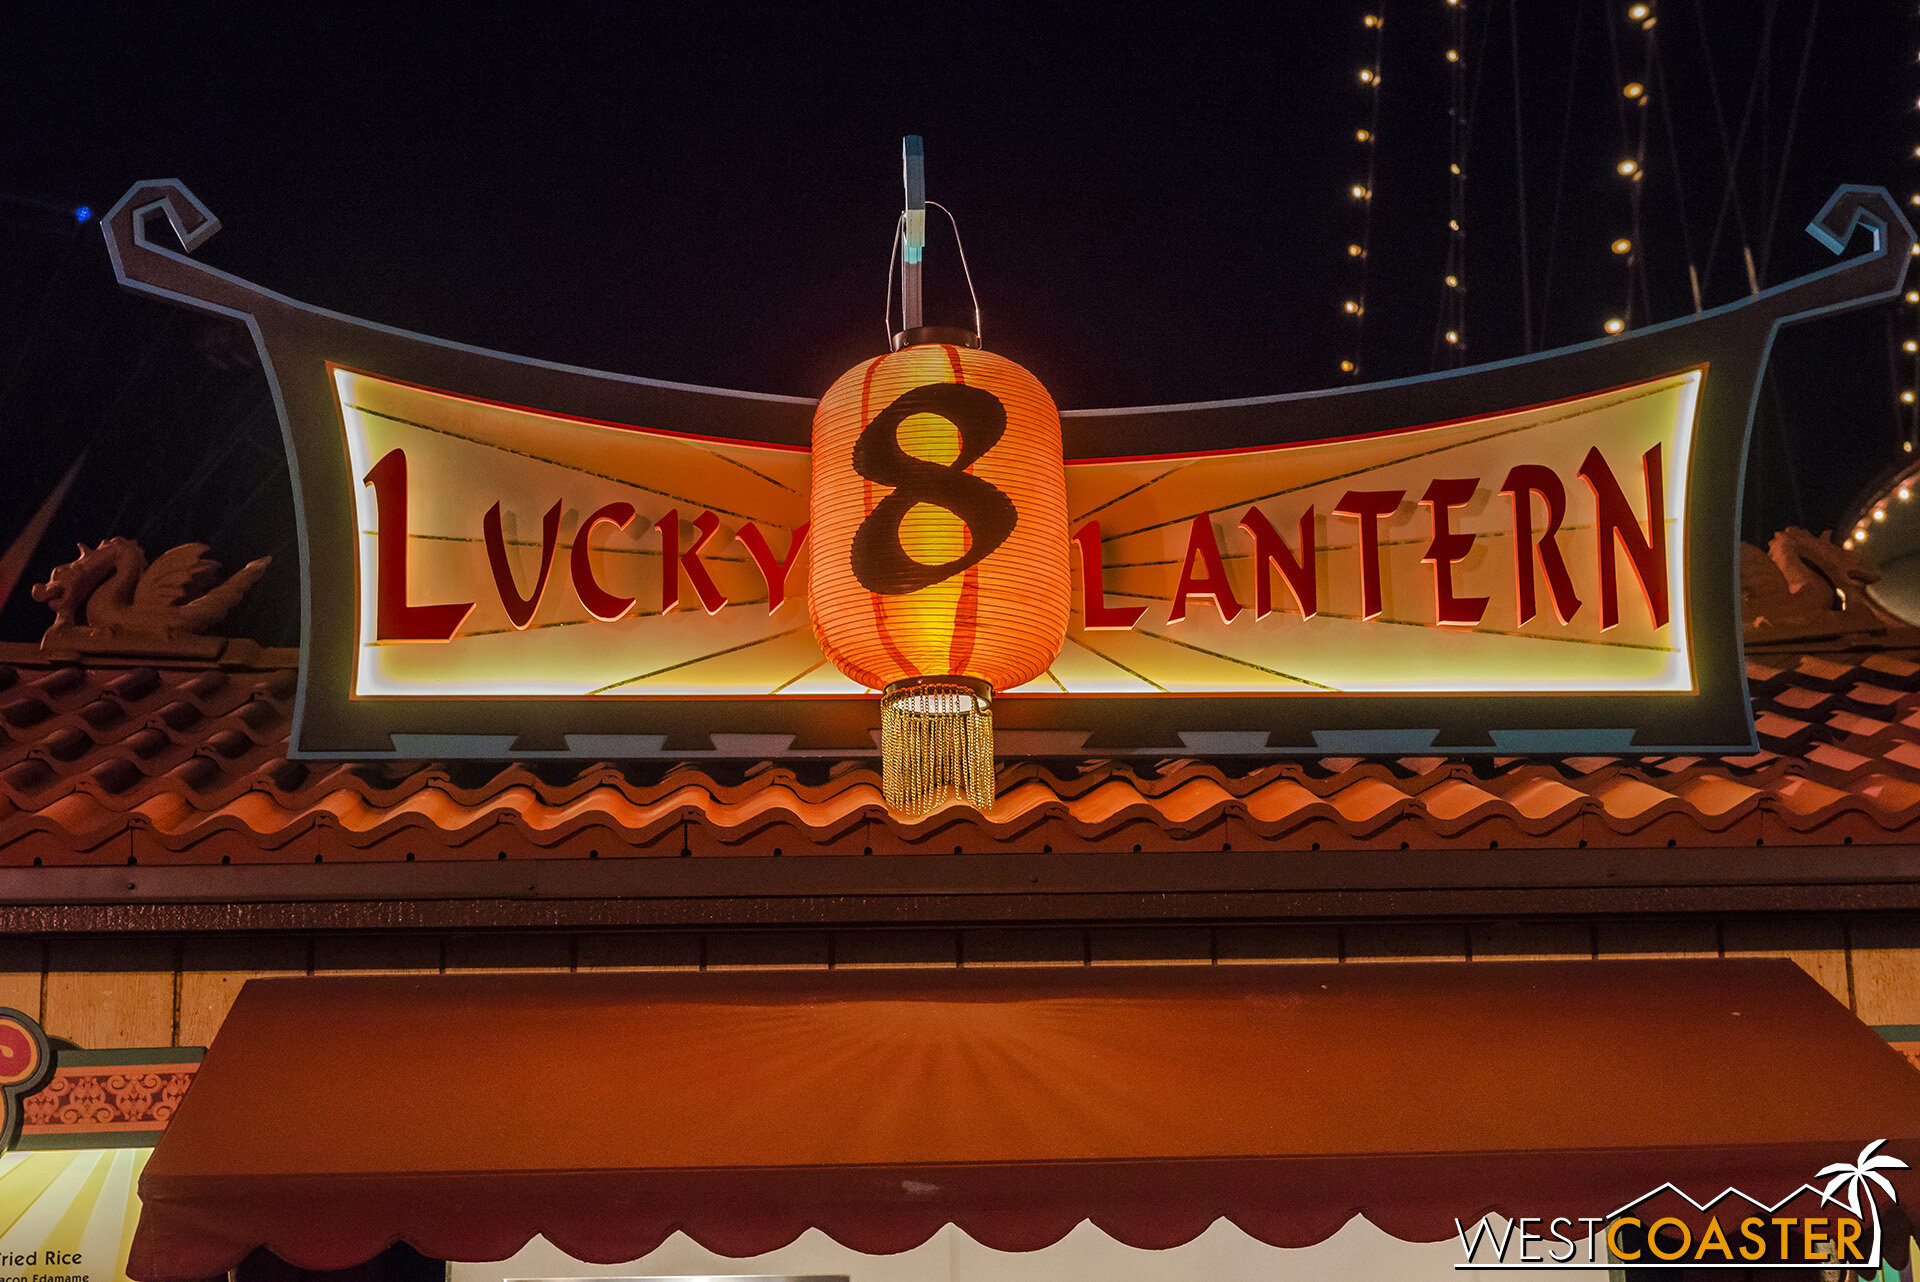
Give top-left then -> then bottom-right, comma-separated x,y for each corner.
0,641 -> 1917,859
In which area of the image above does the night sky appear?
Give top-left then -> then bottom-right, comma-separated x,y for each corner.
0,0 -> 1911,643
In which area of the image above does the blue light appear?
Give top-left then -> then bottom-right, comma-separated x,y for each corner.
73,206 -> 92,223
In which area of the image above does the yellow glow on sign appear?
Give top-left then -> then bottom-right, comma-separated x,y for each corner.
0,1148 -> 149,1282
334,367 -> 1700,701
336,368 -> 846,698
1059,370 -> 1700,696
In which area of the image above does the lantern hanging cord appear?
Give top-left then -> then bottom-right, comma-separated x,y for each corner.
882,205 -> 983,347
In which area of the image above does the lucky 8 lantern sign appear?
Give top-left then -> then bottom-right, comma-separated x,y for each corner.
810,339 -> 1069,813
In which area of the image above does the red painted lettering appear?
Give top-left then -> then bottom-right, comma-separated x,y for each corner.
361,448 -> 472,642
483,500 -> 563,630
1168,515 -> 1241,624
1420,477 -> 1489,627
1239,505 -> 1317,619
572,502 -> 637,621
1502,464 -> 1582,624
658,509 -> 729,615
1579,444 -> 1669,629
1072,521 -> 1147,630
1334,488 -> 1405,620
736,521 -> 809,612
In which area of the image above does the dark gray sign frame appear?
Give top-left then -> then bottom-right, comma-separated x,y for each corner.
104,181 -> 1912,759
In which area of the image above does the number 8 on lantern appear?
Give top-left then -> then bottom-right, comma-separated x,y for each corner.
809,139 -> 1068,814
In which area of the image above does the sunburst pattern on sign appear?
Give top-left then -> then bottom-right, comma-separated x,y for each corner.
336,367 -> 1698,700
1059,369 -> 1700,695
0,1149 -> 149,1282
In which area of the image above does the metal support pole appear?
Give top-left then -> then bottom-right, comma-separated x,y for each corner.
902,136 -> 926,332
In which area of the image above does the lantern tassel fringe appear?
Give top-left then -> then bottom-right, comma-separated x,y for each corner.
880,678 -> 995,815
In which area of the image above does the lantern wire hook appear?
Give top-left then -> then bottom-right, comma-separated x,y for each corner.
928,201 -> 983,341
884,204 -> 983,350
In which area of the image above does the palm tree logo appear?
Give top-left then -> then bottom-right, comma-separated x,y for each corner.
1817,1139 -> 1910,1266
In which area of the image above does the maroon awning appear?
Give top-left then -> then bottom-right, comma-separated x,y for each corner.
128,959 -> 1920,1279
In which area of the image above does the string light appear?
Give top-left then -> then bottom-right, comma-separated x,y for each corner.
1437,0 -> 1468,369
1605,1 -> 1654,335
1342,5 -> 1387,378
1905,9 -> 1920,458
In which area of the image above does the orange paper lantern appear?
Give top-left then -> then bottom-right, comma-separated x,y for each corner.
810,339 -> 1069,813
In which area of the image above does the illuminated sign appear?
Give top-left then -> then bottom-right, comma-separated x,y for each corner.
104,180 -> 1912,759
0,1022 -> 197,1282
0,1148 -> 149,1282
338,365 -> 1695,700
